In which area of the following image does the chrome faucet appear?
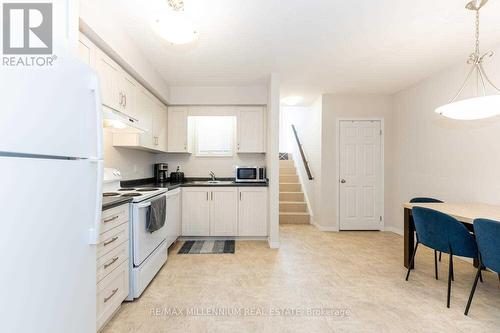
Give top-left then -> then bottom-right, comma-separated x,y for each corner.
209,171 -> 216,181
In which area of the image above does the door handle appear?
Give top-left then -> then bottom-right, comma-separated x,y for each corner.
340,179 -> 346,184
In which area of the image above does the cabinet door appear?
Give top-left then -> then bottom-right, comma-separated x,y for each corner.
136,89 -> 154,148
238,187 -> 268,236
120,74 -> 137,119
182,188 -> 210,236
237,107 -> 266,153
166,189 -> 181,247
210,187 -> 238,236
78,33 -> 95,68
168,106 -> 189,153
95,50 -> 121,111
153,102 -> 168,152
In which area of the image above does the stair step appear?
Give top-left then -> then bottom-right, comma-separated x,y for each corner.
279,160 -> 294,167
279,183 -> 301,192
279,167 -> 296,175
279,212 -> 310,224
280,174 -> 299,183
279,201 -> 307,212
280,192 -> 304,201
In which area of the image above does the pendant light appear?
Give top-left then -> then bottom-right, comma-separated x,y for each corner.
151,0 -> 198,45
435,0 -> 500,120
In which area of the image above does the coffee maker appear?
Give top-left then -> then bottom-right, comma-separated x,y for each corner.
154,163 -> 168,183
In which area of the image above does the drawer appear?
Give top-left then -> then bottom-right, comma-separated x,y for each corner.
97,260 -> 129,331
97,241 -> 128,283
98,223 -> 129,259
101,204 -> 129,234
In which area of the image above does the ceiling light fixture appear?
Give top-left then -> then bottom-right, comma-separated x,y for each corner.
282,96 -> 304,106
151,0 -> 198,45
435,0 -> 500,120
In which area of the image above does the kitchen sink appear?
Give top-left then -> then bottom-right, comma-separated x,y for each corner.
192,180 -> 234,185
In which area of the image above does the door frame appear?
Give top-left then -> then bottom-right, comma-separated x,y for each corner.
335,118 -> 385,231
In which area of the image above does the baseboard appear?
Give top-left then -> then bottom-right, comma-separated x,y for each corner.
384,226 -> 403,236
311,221 -> 338,232
268,239 -> 280,249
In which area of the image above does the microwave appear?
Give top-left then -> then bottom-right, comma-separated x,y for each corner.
235,166 -> 267,183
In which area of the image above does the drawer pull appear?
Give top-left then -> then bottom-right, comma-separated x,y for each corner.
104,288 -> 119,303
103,256 -> 119,269
103,215 -> 119,223
103,236 -> 118,246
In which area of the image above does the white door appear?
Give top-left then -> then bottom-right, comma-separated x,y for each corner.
237,107 -> 266,153
339,120 -> 383,230
168,106 -> 189,152
238,187 -> 268,236
210,187 -> 238,236
153,102 -> 168,151
120,74 -> 137,118
182,188 -> 210,236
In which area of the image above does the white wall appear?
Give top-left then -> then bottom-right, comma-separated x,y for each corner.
154,154 -> 265,178
103,129 -> 155,180
320,94 -> 394,231
267,74 -> 280,248
390,44 -> 500,234
280,98 -> 322,224
169,86 -> 268,105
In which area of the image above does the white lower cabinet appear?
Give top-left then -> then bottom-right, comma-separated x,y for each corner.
182,187 -> 210,236
238,187 -> 268,236
97,204 -> 130,331
210,187 -> 238,236
181,186 -> 267,237
166,188 -> 181,247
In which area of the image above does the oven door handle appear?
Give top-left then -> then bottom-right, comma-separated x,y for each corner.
138,202 -> 151,208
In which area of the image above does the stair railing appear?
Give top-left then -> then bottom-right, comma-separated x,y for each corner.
291,125 -> 314,180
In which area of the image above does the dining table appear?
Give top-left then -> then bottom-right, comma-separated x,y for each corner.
403,202 -> 500,269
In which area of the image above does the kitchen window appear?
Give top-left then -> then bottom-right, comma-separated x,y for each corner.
192,116 -> 236,156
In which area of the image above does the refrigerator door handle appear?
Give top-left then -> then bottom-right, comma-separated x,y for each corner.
89,160 -> 103,245
138,202 -> 151,208
90,74 -> 104,160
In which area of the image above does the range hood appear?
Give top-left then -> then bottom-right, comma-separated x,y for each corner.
102,106 -> 145,133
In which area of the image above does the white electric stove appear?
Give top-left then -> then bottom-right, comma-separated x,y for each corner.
103,168 -> 169,300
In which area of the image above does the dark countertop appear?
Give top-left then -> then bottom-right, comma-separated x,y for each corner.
122,177 -> 269,190
102,196 -> 132,211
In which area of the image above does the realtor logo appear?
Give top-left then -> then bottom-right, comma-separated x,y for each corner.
3,3 -> 52,54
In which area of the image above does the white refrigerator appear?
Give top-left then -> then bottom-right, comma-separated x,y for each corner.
0,57 -> 103,333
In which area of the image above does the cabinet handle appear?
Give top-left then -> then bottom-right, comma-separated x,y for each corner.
103,215 -> 119,223
124,94 -> 127,107
211,191 -> 213,201
206,192 -> 209,201
104,256 -> 119,269
119,92 -> 123,106
240,192 -> 242,201
103,236 -> 118,246
237,143 -> 240,150
104,288 -> 119,303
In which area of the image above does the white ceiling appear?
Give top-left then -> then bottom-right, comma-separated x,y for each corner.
105,0 -> 500,104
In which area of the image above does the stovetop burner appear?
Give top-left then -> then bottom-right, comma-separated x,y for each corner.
121,193 -> 142,197
103,192 -> 119,197
119,188 -> 136,191
136,188 -> 158,192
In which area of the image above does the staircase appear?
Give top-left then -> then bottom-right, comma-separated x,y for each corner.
279,155 -> 310,224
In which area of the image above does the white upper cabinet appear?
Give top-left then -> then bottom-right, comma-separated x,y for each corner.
153,102 -> 168,152
168,106 -> 190,153
95,50 -> 122,111
238,187 -> 268,236
237,107 -> 266,153
78,33 -> 95,68
120,74 -> 138,121
210,187 -> 238,236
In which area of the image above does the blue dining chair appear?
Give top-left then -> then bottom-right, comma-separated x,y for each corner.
410,197 -> 445,268
465,218 -> 500,315
406,207 -> 479,308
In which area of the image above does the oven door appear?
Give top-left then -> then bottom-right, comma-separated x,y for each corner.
132,193 -> 168,267
236,167 -> 258,182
